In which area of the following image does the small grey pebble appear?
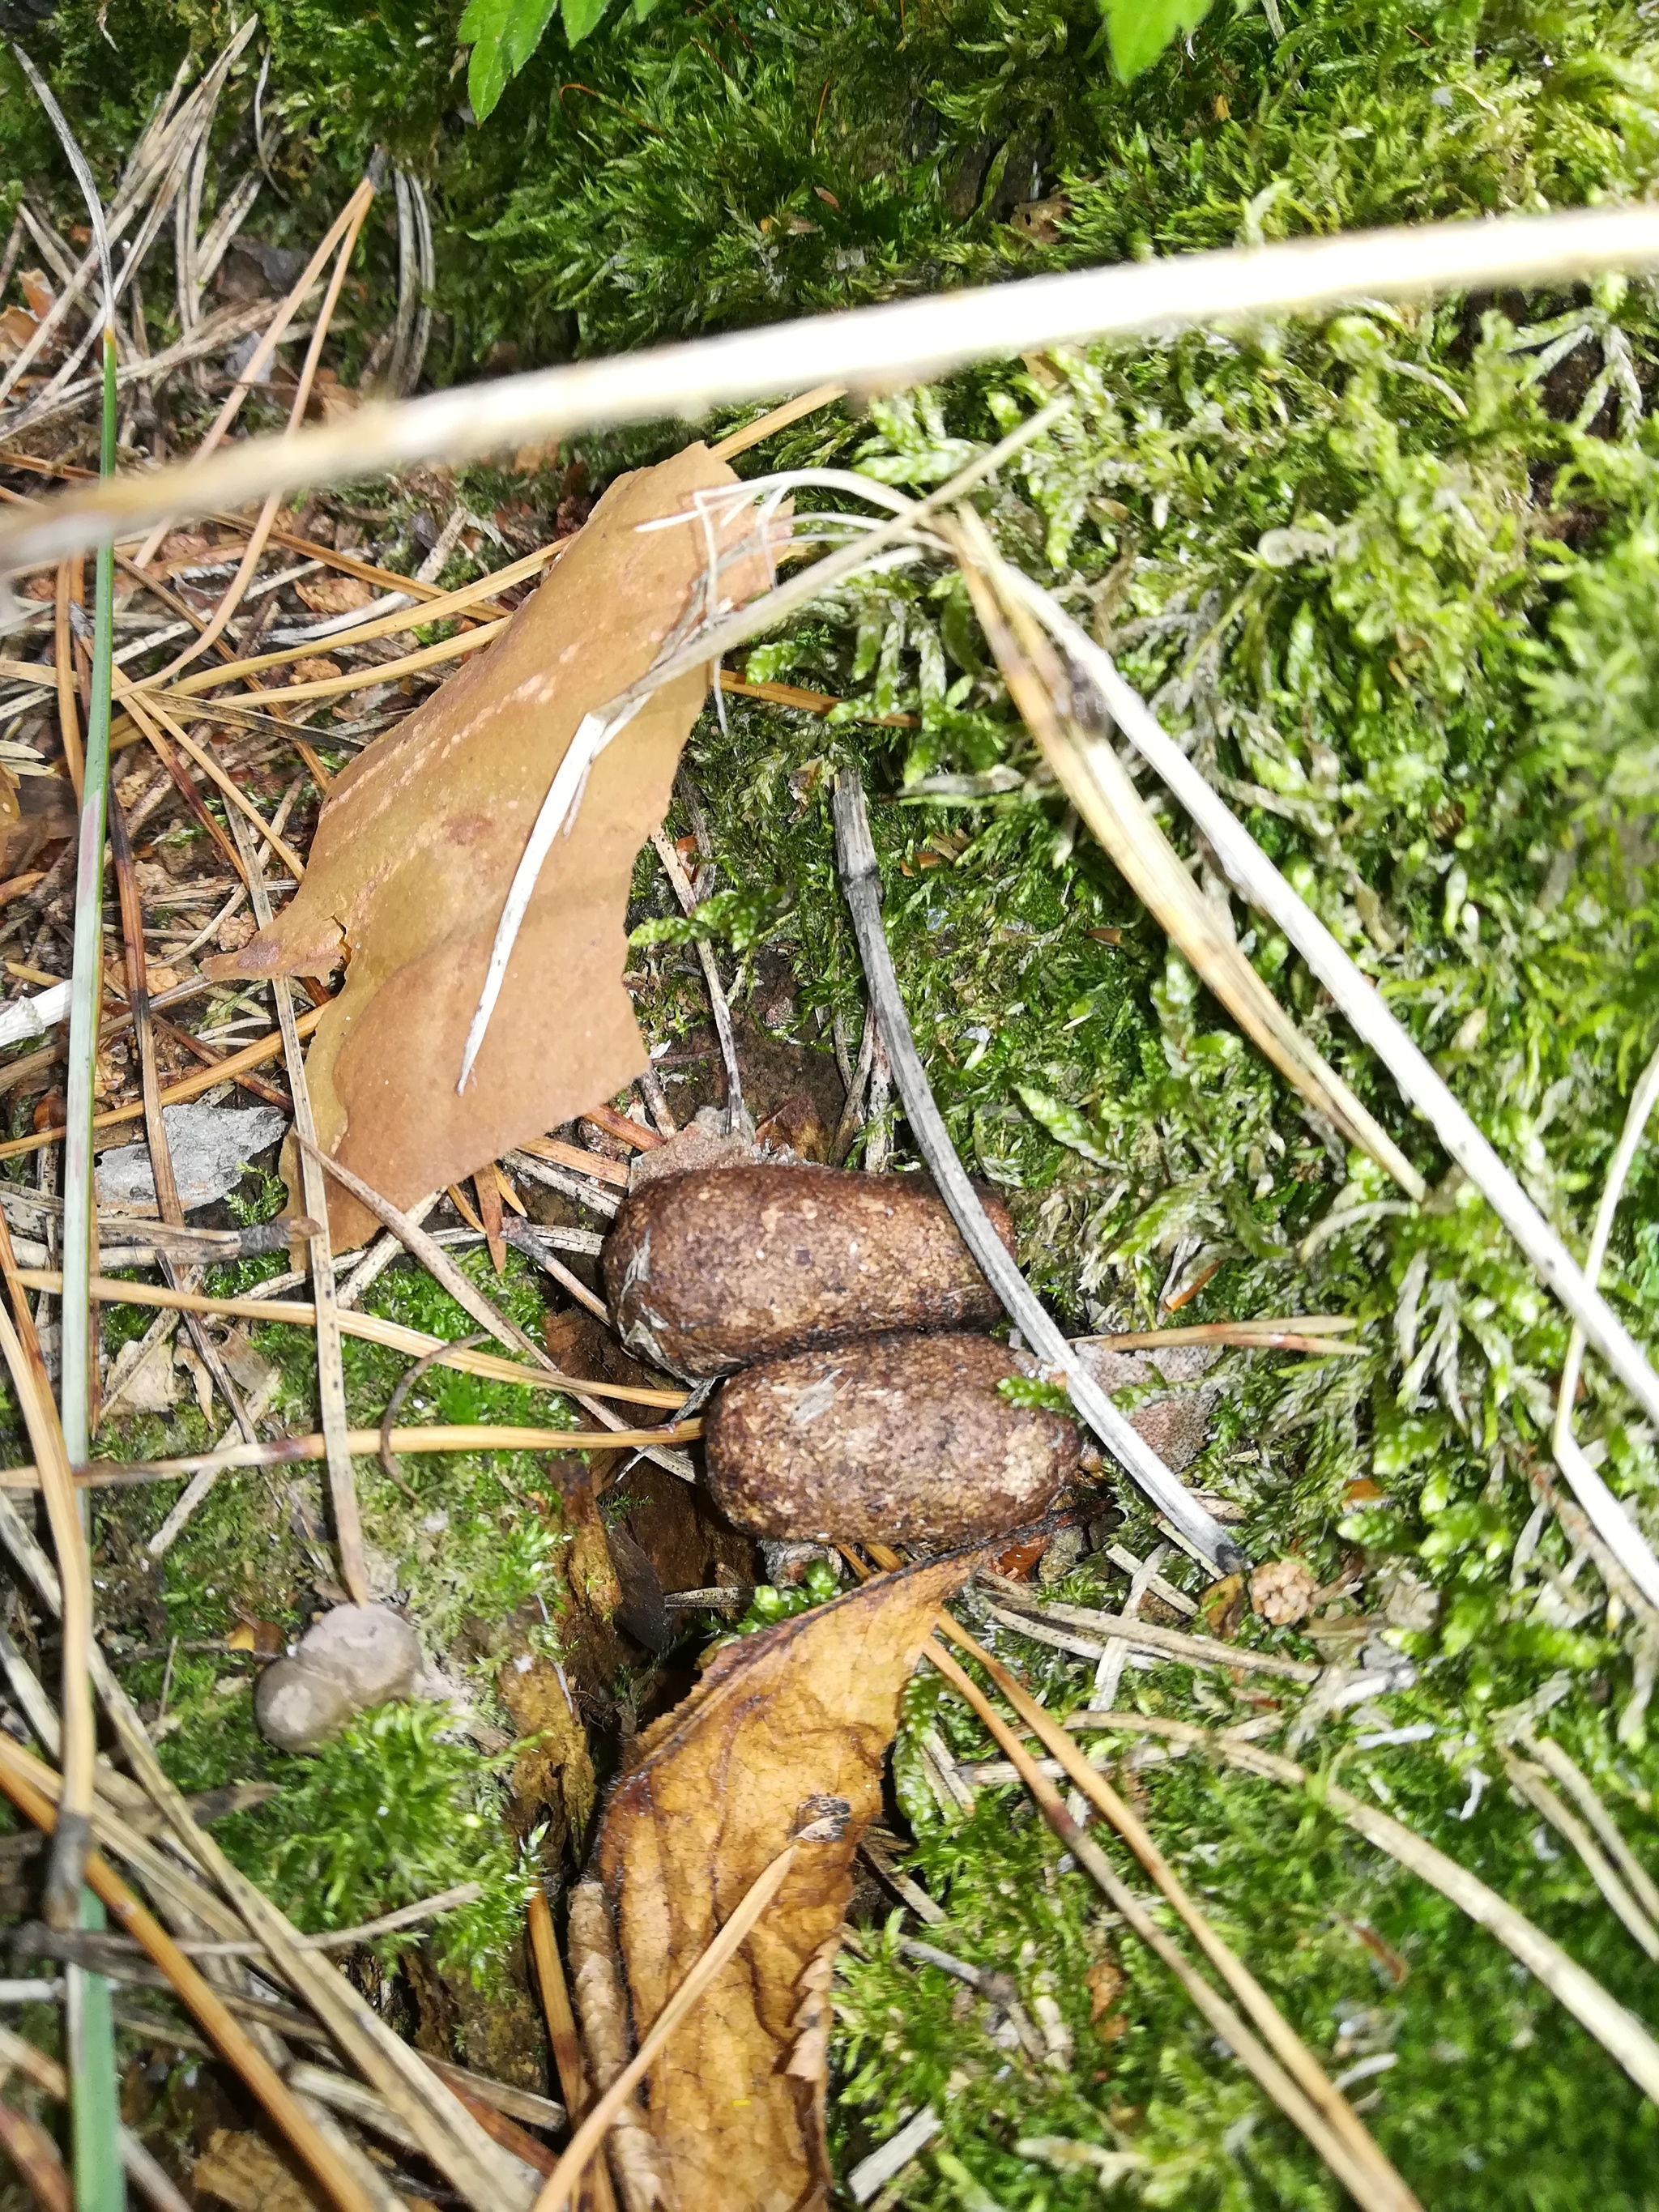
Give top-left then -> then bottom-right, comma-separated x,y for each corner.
254,1660 -> 360,1754
254,1604 -> 421,1751
292,1603 -> 420,1705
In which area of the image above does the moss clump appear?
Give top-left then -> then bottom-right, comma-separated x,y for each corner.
220,1700 -> 533,1986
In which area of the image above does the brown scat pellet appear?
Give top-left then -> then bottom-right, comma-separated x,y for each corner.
704,1332 -> 1078,1548
603,1163 -> 1014,1379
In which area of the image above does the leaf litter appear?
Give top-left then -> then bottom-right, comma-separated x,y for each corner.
207,445 -> 783,1248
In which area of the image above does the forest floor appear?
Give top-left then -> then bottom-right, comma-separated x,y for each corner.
0,2 -> 1654,2208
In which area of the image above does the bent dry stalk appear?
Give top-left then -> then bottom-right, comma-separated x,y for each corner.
831,768 -> 1244,1574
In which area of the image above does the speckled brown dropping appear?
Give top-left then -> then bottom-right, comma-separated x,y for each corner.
704,1331 -> 1077,1547
603,1162 -> 1013,1380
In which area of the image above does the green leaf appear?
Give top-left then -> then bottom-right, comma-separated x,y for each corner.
563,0 -> 612,45
1015,1084 -> 1115,1166
459,0 -> 560,121
1099,0 -> 1215,82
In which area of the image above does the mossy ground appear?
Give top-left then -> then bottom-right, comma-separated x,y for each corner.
2,0 -> 1659,2201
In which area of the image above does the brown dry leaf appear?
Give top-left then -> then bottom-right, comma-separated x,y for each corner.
309,366 -> 361,421
597,1555 -> 970,2212
295,573 -> 377,617
1201,1573 -> 1247,1641
207,444 -> 778,1245
191,2129 -> 322,2212
19,270 -> 52,321
0,305 -> 38,360
289,655 -> 343,688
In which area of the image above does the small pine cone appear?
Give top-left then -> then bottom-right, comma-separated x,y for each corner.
1249,1556 -> 1319,1626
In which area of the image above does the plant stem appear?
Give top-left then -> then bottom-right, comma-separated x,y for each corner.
60,326 -> 117,1471
61,326 -> 125,2212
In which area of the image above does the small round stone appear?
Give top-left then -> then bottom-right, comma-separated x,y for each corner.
254,1659 -> 358,1754
252,1605 -> 422,1752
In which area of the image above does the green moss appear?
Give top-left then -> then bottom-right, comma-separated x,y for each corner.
220,1700 -> 534,1985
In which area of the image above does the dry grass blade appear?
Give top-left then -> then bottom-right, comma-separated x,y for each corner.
296,1136 -> 694,1479
1551,1043 -> 1659,1613
936,1617 -> 1422,2212
533,1849 -> 799,2212
0,2088 -> 70,2212
11,1270 -> 683,1404
1498,1750 -> 1659,1962
0,1209 -> 94,1925
709,382 -> 847,460
115,683 -> 251,884
528,1891 -> 618,2212
228,811 -> 364,1600
1520,1733 -> 1659,1928
650,828 -> 744,1123
116,676 -> 305,879
159,178 -> 379,683
53,558 -> 83,801
131,169 -> 378,570
1078,1319 -> 1363,1355
37,1609 -> 547,2212
975,1581 -> 1319,1681
0,2024 -> 190,2212
296,1135 -> 559,1370
1061,1710 -> 1659,2106
0,1757 -> 378,2212
146,541 -> 554,698
107,791 -> 256,1451
10,204 -> 1659,565
945,506 -> 1424,1200
990,560 -> 1659,1539
926,1640 -> 1415,2210
0,1419 -> 703,1489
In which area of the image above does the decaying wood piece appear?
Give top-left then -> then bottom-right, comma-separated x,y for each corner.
706,1332 -> 1077,1545
595,1557 -> 970,2212
207,444 -> 778,1247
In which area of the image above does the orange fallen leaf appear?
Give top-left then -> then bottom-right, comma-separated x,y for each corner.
208,444 -> 778,1245
0,305 -> 39,360
289,656 -> 343,688
19,270 -> 53,321
294,573 -> 377,617
595,1556 -> 970,2212
308,366 -> 361,422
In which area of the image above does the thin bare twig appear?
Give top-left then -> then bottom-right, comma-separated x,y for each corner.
833,766 -> 1243,1572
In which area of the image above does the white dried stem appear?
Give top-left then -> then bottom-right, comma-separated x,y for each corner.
11,204 -> 1659,572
